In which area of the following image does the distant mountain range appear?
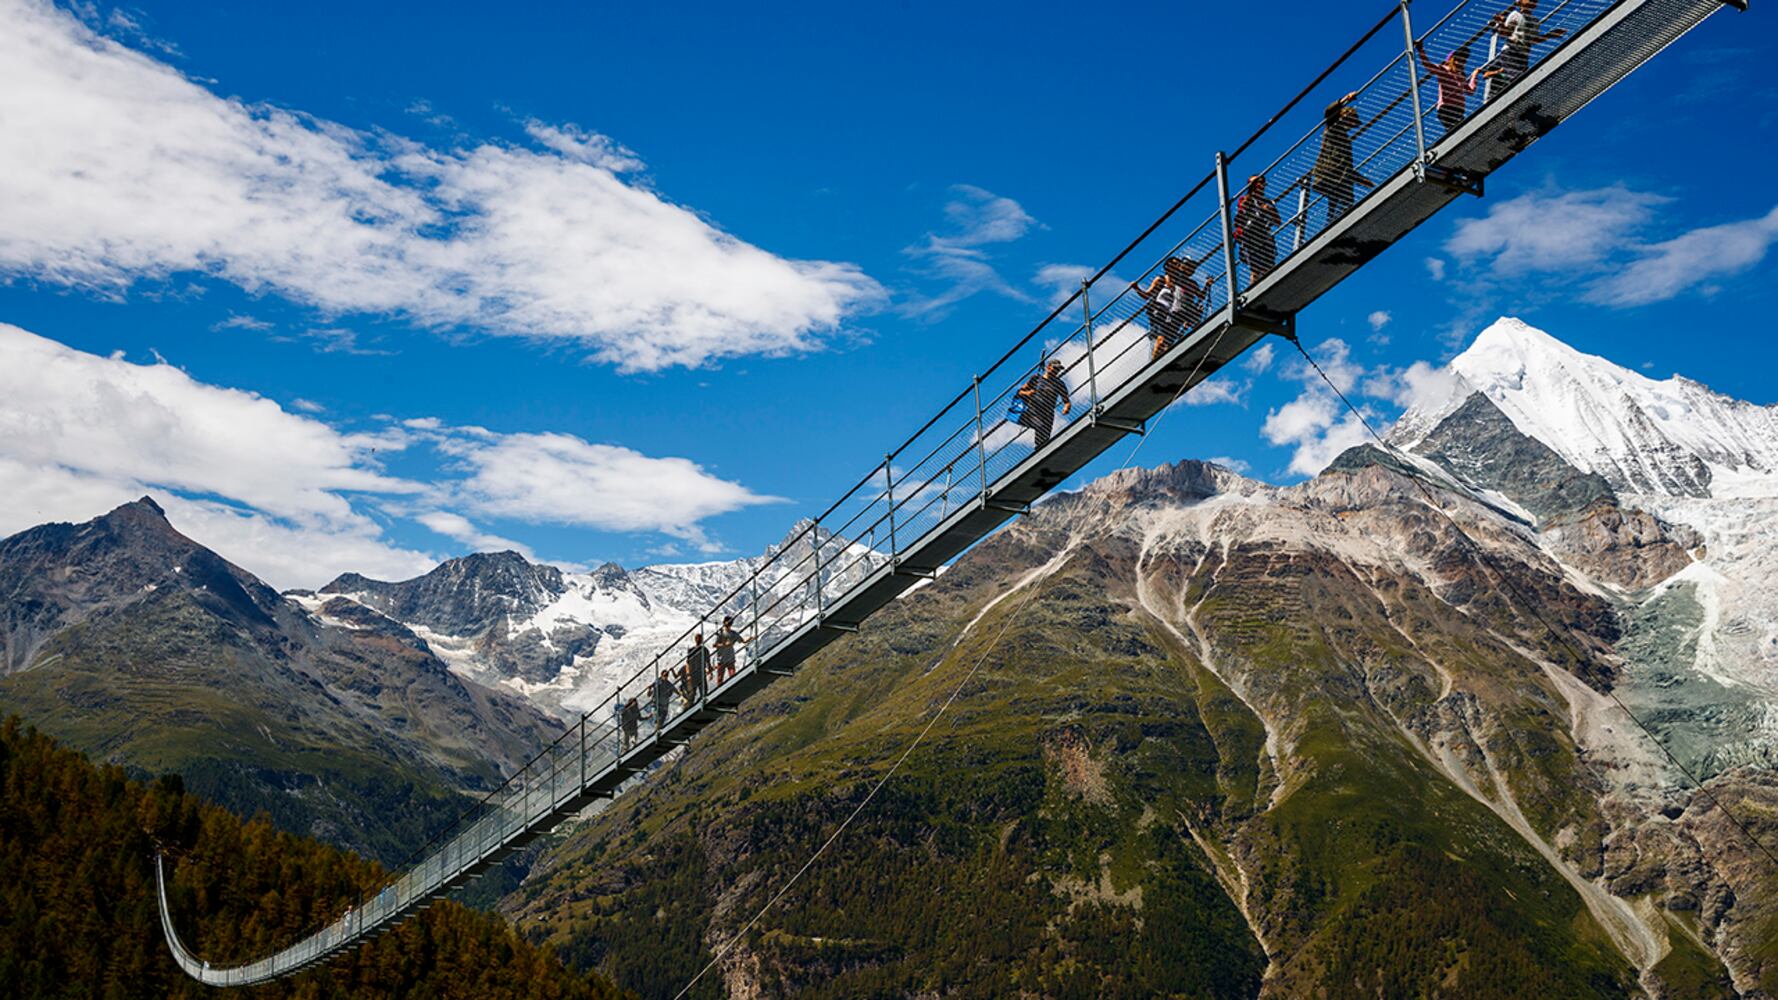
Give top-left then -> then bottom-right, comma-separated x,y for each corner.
314,521 -> 882,718
0,496 -> 563,863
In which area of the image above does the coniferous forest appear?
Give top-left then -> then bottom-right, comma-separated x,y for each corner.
0,716 -> 625,999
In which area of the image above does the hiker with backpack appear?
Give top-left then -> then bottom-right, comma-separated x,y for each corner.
1312,91 -> 1373,226
1012,359 -> 1072,449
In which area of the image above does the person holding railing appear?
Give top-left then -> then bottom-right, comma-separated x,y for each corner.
1135,255 -> 1208,361
713,614 -> 749,684
1012,359 -> 1072,449
1234,175 -> 1281,284
1485,0 -> 1566,94
1417,41 -> 1480,136
1312,92 -> 1373,227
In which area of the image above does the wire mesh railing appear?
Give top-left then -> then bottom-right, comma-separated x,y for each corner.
159,0 -> 1697,983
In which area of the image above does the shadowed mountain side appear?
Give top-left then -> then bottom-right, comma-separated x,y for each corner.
0,499 -> 564,863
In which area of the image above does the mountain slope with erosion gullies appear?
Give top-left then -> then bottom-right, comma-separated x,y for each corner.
504,454 -> 1774,997
494,321 -> 1777,999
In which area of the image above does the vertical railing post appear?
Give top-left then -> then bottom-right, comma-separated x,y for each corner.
813,521 -> 824,619
1401,0 -> 1428,167
941,467 -> 953,519
973,376 -> 988,498
749,569 -> 762,667
579,714 -> 586,791
1294,182 -> 1309,251
883,456 -> 897,560
1482,31 -> 1499,103
1080,279 -> 1099,412
1215,151 -> 1240,316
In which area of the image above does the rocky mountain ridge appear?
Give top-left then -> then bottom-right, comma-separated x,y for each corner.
0,497 -> 564,862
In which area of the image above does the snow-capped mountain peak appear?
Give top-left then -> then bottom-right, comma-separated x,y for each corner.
1394,317 -> 1778,500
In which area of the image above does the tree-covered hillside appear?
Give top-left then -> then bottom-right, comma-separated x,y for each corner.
0,716 -> 625,999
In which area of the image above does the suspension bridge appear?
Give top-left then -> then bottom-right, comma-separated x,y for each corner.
158,0 -> 1747,984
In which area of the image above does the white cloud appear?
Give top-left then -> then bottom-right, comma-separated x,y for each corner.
1445,185 -> 1668,275
1369,359 -> 1461,413
415,511 -> 536,560
0,323 -> 780,586
1443,185 -> 1777,309
1206,456 -> 1251,474
0,0 -> 882,372
290,398 -> 326,413
1585,205 -> 1778,307
1425,257 -> 1447,281
0,324 -> 416,527
940,184 -> 1038,246
1181,377 -> 1247,407
1367,310 -> 1392,333
438,432 -> 781,551
1033,263 -> 1094,305
1259,337 -> 1396,477
902,185 -> 1040,318
1242,341 -> 1275,374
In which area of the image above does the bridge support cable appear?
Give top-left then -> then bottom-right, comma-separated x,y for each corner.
1286,335 -> 1778,875
158,0 -> 1745,984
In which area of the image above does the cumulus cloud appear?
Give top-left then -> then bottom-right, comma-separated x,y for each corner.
1259,338 -> 1393,477
0,0 -> 881,371
436,431 -> 782,551
1367,310 -> 1392,332
1032,263 -> 1095,305
0,324 -> 779,586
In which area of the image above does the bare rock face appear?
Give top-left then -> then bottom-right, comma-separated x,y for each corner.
1541,499 -> 1699,591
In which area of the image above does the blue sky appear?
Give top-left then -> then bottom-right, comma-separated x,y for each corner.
2,0 -> 1774,588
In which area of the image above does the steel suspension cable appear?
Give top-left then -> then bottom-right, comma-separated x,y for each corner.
1287,336 -> 1778,874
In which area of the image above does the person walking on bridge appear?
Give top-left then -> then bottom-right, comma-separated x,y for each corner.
620,696 -> 640,751
1234,175 -> 1281,284
685,633 -> 712,703
1417,41 -> 1480,136
1312,92 -> 1373,227
713,614 -> 749,684
652,668 -> 676,725
1136,255 -> 1207,361
1487,0 -> 1566,94
1014,359 -> 1072,449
